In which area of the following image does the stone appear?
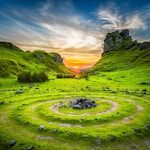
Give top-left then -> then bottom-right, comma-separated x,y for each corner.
141,89 -> 147,94
120,29 -> 130,39
38,125 -> 44,131
95,137 -> 101,144
26,146 -> 35,150
126,89 -> 130,94
16,89 -> 22,94
103,29 -> 132,53
110,136 -> 116,141
140,81 -> 147,85
133,128 -> 141,133
146,124 -> 150,130
83,134 -> 88,138
72,104 -> 82,109
29,84 -> 33,88
140,42 -> 149,50
10,140 -> 16,147
53,129 -> 58,133
70,98 -> 97,109
0,101 -> 5,105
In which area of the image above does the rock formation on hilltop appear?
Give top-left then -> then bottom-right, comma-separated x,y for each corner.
104,29 -> 132,53
103,29 -> 150,53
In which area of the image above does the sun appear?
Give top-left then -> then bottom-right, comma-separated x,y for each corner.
74,66 -> 78,69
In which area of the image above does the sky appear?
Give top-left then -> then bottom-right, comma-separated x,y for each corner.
0,0 -> 150,69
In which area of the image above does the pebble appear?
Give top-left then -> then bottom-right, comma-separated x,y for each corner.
133,128 -> 141,133
10,140 -> 16,147
38,125 -> 44,131
26,146 -> 35,150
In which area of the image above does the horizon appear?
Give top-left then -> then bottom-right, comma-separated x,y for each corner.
0,0 -> 150,69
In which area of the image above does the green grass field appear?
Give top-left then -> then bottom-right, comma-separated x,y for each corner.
0,41 -> 150,149
0,71 -> 150,150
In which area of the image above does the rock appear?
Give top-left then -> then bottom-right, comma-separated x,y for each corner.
126,89 -> 129,94
133,128 -> 141,133
38,125 -> 44,131
94,118 -> 98,121
95,137 -> 101,144
16,89 -> 22,94
140,81 -> 147,85
0,101 -> 5,105
146,124 -> 150,130
10,140 -> 16,147
103,29 -> 132,53
29,84 -> 33,88
120,29 -> 130,39
70,98 -> 97,109
140,42 -> 149,50
83,134 -> 88,138
72,104 -> 82,109
110,136 -> 116,141
141,89 -> 147,94
53,129 -> 58,133
26,146 -> 35,150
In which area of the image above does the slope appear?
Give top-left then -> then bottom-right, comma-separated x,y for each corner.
87,30 -> 150,86
0,42 -> 71,77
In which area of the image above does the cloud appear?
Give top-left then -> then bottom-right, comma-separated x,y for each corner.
0,0 -> 103,62
98,4 -> 148,30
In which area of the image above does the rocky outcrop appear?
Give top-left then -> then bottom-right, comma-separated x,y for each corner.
104,29 -> 132,53
103,29 -> 150,53
51,53 -> 63,63
0,41 -> 21,51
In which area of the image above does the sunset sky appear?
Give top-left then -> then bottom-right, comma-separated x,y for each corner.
0,0 -> 150,69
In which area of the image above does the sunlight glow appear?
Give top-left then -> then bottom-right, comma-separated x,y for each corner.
74,66 -> 78,69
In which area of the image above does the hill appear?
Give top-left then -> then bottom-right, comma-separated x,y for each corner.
0,42 -> 71,77
87,29 -> 150,85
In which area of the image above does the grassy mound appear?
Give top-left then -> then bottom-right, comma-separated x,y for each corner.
0,43 -> 71,77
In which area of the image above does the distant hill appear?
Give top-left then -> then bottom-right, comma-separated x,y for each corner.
87,29 -> 150,73
0,42 -> 71,77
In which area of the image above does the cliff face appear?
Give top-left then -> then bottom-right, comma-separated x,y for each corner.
103,29 -> 150,53
104,29 -> 132,53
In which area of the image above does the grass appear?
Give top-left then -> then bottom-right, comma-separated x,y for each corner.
0,45 -> 71,77
0,42 -> 150,149
0,75 -> 150,150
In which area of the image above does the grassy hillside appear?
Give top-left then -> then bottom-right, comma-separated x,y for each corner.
0,42 -> 71,77
90,46 -> 150,72
86,43 -> 150,85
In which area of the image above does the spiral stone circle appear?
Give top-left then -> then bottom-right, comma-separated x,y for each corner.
0,90 -> 150,149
